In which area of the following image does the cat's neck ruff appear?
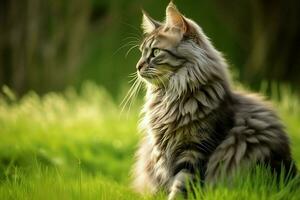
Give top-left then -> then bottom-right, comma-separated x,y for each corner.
142,73 -> 228,137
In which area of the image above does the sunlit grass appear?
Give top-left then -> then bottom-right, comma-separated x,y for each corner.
0,82 -> 299,199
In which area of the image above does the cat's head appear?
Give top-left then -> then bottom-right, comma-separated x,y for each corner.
137,2 -> 228,93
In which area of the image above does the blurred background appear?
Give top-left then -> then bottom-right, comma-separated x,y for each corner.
0,1 -> 300,199
1,0 -> 300,97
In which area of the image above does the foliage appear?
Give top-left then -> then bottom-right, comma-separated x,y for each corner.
0,82 -> 299,199
0,0 -> 91,94
1,0 -> 299,95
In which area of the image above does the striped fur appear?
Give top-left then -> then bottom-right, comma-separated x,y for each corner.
132,2 -> 296,199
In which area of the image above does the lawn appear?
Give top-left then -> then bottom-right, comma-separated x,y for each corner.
0,82 -> 299,200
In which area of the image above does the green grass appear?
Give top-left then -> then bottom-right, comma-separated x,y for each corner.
0,82 -> 299,199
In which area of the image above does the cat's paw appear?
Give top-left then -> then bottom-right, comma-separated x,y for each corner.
168,190 -> 185,200
168,191 -> 177,200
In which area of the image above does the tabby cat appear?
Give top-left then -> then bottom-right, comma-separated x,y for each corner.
132,2 -> 296,199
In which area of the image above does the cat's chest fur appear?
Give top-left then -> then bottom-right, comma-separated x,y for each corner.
142,87 -> 233,187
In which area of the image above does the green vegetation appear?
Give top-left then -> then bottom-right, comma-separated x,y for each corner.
0,82 -> 299,199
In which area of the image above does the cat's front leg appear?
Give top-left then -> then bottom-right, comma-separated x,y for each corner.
168,170 -> 193,200
168,148 -> 205,199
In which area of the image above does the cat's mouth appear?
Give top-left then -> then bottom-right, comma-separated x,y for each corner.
138,70 -> 172,87
138,70 -> 157,80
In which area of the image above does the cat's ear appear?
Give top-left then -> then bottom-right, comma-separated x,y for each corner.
166,2 -> 200,42
141,10 -> 160,34
165,2 -> 187,33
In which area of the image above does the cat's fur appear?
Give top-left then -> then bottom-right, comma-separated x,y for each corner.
132,2 -> 297,199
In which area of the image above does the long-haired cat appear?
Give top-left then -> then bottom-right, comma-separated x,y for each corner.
132,2 -> 297,199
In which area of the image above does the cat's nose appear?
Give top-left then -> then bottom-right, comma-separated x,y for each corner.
136,60 -> 146,71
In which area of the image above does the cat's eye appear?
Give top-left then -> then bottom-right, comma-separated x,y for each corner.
152,48 -> 160,57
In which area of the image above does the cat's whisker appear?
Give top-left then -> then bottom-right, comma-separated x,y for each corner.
129,71 -> 138,76
122,36 -> 140,42
126,79 -> 143,116
125,44 -> 140,58
128,74 -> 137,79
120,78 -> 139,109
120,77 -> 143,116
129,74 -> 139,83
127,32 -> 143,39
122,39 -> 139,44
114,41 -> 140,56
128,72 -> 138,79
129,75 -> 137,82
127,79 -> 142,115
121,22 -> 143,34
122,39 -> 140,47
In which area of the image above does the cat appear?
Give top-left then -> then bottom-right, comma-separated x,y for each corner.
132,2 -> 297,200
